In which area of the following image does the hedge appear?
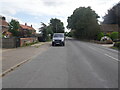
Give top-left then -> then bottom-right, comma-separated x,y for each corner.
111,32 -> 119,40
97,32 -> 104,41
114,42 -> 120,50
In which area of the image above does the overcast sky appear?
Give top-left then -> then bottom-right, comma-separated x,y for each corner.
0,0 -> 119,32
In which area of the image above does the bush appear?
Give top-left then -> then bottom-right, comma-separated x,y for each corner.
106,33 -> 111,38
114,42 -> 120,49
110,32 -> 119,41
67,31 -> 74,37
97,32 -> 104,41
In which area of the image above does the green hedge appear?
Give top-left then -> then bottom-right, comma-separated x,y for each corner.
97,32 -> 104,41
111,32 -> 119,40
114,42 -> 120,50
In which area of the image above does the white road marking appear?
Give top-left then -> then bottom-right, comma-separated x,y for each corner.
88,46 -> 103,54
88,46 -> 97,51
88,46 -> 119,62
104,54 -> 119,62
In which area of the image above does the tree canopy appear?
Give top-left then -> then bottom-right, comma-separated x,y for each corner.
50,18 -> 64,33
39,18 -> 65,41
67,7 -> 100,40
103,2 -> 120,26
8,19 -> 20,37
39,22 -> 53,41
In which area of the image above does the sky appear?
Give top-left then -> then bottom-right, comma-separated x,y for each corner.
0,0 -> 119,33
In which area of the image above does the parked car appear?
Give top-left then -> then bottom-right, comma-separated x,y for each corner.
52,33 -> 65,46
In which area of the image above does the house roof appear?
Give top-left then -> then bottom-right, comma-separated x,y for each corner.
0,19 -> 9,27
20,24 -> 36,31
100,24 -> 120,32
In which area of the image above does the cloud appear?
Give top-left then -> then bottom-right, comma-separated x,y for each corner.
41,0 -> 64,6
1,0 -> 119,17
0,0 -> 119,32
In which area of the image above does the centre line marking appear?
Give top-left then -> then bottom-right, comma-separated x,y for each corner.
104,54 -> 119,62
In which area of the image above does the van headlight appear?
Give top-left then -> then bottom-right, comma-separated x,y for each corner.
61,39 -> 64,42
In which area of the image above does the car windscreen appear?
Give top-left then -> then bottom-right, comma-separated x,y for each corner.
53,34 -> 64,38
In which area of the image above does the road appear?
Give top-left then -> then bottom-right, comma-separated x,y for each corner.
2,39 -> 118,88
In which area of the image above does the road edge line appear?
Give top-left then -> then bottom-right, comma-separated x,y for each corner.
104,54 -> 119,62
1,42 -> 50,77
0,57 -> 32,77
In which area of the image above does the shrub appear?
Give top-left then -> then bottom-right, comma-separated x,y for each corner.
106,33 -> 111,38
114,42 -> 120,49
97,32 -> 104,41
67,31 -> 74,37
110,32 -> 119,41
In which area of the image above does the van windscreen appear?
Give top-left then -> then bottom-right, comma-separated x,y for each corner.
54,34 -> 64,37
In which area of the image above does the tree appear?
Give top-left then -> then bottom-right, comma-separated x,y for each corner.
50,18 -> 65,33
39,22 -> 53,41
39,18 -> 65,41
103,2 -> 120,26
46,25 -> 53,37
67,6 -> 100,40
39,23 -> 48,41
8,19 -> 20,37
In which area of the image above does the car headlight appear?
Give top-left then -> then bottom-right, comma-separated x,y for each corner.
61,39 -> 64,41
53,39 -> 55,41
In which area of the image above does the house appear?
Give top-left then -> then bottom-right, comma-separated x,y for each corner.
100,24 -> 120,33
20,23 -> 36,37
0,16 -> 12,38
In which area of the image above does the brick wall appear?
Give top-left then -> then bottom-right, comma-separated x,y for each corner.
2,37 -> 38,48
20,37 -> 38,46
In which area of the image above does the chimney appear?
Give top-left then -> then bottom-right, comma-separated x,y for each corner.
31,25 -> 32,27
2,16 -> 6,20
25,23 -> 27,26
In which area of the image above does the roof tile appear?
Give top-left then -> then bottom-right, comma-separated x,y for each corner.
20,24 -> 35,31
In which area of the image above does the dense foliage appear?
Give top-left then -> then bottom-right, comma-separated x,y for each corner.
66,30 -> 74,37
106,33 -> 111,38
114,42 -> 120,50
39,22 -> 53,41
50,18 -> 64,33
110,32 -> 119,41
8,19 -> 20,37
97,32 -> 104,41
67,7 -> 100,40
39,18 -> 65,41
103,2 -> 120,26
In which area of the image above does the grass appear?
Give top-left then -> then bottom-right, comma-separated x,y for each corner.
111,46 -> 119,51
35,46 -> 39,48
22,41 -> 39,47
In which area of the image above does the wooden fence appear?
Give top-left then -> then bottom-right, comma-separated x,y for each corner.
2,37 -> 20,48
2,37 -> 38,48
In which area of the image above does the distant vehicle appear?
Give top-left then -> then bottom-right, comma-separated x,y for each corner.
52,33 -> 65,46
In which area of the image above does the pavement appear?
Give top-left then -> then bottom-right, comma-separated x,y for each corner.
2,42 -> 50,73
2,39 -> 119,88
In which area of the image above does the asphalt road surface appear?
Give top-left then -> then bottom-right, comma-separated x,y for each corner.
2,39 -> 119,88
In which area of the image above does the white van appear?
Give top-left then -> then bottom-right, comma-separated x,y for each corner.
52,33 -> 65,46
